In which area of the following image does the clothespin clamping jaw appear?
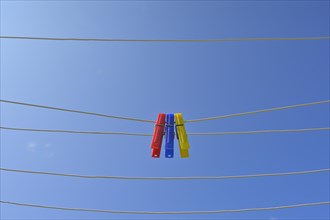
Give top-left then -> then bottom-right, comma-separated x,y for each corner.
165,113 -> 175,158
175,113 -> 190,158
150,113 -> 166,158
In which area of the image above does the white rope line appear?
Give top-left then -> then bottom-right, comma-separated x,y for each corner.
1,36 -> 329,43
185,100 -> 330,123
0,100 -> 154,123
0,126 -> 151,136
188,127 -> 330,135
1,126 -> 329,136
1,167 -> 329,180
1,99 -> 329,123
1,200 -> 329,214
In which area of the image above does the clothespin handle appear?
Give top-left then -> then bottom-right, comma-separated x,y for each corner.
165,113 -> 175,158
150,113 -> 166,158
175,113 -> 190,158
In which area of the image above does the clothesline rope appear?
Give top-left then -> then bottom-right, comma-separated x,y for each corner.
1,36 -> 329,43
1,99 -> 329,123
1,167 -> 329,180
1,126 -> 328,136
1,200 -> 329,214
185,100 -> 330,123
0,100 -> 154,123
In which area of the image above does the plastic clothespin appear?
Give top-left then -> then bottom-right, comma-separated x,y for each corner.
174,113 -> 190,158
150,113 -> 166,158
165,113 -> 175,158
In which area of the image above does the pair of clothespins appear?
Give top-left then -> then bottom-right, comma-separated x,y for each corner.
150,113 -> 190,158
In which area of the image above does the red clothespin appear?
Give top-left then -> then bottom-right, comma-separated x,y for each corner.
150,113 -> 166,158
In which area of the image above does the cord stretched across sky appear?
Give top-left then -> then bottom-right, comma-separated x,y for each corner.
1,99 -> 329,123
1,126 -> 329,136
1,36 -> 329,43
1,200 -> 329,214
1,167 -> 329,180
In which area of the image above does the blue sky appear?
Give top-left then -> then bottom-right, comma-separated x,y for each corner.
0,0 -> 329,219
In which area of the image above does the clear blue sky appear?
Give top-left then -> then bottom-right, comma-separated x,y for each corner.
1,1 -> 329,219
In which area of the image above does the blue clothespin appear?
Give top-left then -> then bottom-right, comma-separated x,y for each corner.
165,113 -> 175,158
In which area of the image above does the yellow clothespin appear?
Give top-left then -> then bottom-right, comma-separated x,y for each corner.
174,113 -> 190,158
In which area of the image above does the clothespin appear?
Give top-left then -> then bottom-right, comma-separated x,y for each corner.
175,113 -> 190,158
165,113 -> 175,158
150,113 -> 166,158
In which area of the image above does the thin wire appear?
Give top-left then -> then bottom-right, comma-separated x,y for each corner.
185,100 -> 330,123
1,36 -> 330,43
1,126 -> 329,136
0,126 -> 151,136
0,100 -> 154,123
1,167 -> 329,180
1,99 -> 329,123
188,127 -> 330,135
1,200 -> 329,214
